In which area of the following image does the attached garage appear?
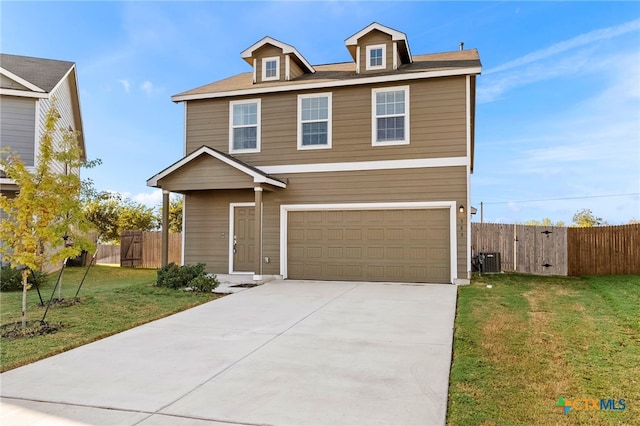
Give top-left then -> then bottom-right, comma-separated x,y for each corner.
282,204 -> 456,283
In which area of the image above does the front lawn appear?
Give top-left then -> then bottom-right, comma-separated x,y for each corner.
0,265 -> 221,372
448,273 -> 640,425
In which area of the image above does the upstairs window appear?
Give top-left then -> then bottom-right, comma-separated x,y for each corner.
366,44 -> 386,71
262,56 -> 280,81
298,93 -> 332,150
372,86 -> 409,146
230,99 -> 261,153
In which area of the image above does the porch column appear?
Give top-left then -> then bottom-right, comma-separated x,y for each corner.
254,185 -> 263,280
161,189 -> 170,267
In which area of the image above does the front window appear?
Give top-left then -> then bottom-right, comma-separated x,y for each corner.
298,93 -> 332,150
366,44 -> 386,71
230,99 -> 261,152
262,56 -> 280,81
372,86 -> 409,145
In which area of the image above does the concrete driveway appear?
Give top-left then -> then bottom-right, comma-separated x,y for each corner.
0,280 -> 458,426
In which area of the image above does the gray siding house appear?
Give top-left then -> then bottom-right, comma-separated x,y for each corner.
0,53 -> 85,195
148,23 -> 481,284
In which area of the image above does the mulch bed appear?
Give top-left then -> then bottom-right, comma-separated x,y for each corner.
38,297 -> 80,308
1,320 -> 63,339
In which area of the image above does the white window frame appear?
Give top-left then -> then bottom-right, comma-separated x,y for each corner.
366,44 -> 386,71
297,92 -> 332,150
371,86 -> 410,146
229,99 -> 261,153
262,56 -> 280,82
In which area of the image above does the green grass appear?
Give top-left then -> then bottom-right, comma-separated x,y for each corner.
0,265 -> 221,372
447,273 -> 640,425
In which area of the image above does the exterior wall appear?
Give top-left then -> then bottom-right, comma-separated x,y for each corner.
185,76 -> 468,165
183,166 -> 468,279
38,74 -> 77,174
158,155 -> 255,191
288,55 -> 305,80
255,44 -> 284,83
0,96 -> 36,166
357,30 -> 393,73
1,75 -> 29,90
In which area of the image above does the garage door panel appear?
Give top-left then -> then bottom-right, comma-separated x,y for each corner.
287,209 -> 450,283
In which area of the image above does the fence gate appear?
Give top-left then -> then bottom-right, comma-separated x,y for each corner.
472,223 -> 568,275
120,230 -> 143,267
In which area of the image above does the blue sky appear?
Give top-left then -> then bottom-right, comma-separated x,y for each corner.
2,1 -> 639,224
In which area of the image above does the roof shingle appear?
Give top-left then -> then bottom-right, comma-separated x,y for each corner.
173,49 -> 481,100
0,53 -> 75,93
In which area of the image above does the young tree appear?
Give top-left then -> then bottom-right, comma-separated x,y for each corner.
166,195 -> 183,233
119,199 -> 159,233
572,208 -> 603,227
83,192 -> 159,244
524,218 -> 566,227
0,102 -> 94,328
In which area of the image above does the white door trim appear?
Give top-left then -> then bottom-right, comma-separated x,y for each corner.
279,201 -> 457,283
229,202 -> 255,274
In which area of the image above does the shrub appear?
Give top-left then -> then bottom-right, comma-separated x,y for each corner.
156,263 -> 219,292
0,266 -> 46,292
188,274 -> 219,293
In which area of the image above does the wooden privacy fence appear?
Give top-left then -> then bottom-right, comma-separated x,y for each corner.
120,230 -> 182,269
567,224 -> 640,276
96,245 -> 120,264
472,223 -> 640,276
472,223 -> 568,275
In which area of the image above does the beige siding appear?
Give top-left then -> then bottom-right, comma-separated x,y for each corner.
183,190 -> 254,271
255,45 -> 284,83
288,55 -> 305,79
358,30 -> 393,73
182,166 -> 468,279
158,154 -> 255,191
185,76 -> 468,165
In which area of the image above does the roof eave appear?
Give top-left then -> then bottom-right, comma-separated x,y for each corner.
171,66 -> 482,103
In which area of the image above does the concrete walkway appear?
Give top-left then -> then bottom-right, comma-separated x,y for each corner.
0,280 -> 458,426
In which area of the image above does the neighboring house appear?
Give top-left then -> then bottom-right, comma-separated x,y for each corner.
0,53 -> 86,196
148,23 -> 481,284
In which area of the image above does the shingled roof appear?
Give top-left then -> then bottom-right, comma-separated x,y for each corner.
172,49 -> 481,102
1,53 -> 75,93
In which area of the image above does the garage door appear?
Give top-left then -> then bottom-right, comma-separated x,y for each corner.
287,209 -> 450,283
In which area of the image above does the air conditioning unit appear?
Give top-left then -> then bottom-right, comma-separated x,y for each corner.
479,252 -> 501,273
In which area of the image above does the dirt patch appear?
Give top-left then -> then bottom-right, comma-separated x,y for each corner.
38,298 -> 80,308
230,283 -> 259,288
1,320 -> 63,339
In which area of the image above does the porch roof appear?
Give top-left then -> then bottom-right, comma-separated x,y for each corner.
146,145 -> 287,191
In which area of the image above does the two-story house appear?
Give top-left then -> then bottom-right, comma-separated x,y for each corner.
0,53 -> 86,196
148,23 -> 481,284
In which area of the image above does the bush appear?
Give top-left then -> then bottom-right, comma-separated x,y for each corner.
0,266 -> 46,292
156,263 -> 219,292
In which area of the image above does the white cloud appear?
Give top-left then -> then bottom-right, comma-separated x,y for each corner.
478,19 -> 640,103
474,32 -> 640,225
118,79 -> 131,93
485,19 -> 640,75
140,80 -> 153,96
131,190 -> 163,208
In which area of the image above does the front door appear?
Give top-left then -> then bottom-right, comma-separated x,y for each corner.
233,206 -> 255,272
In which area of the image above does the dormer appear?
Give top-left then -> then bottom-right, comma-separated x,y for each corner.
345,22 -> 413,74
241,36 -> 315,84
